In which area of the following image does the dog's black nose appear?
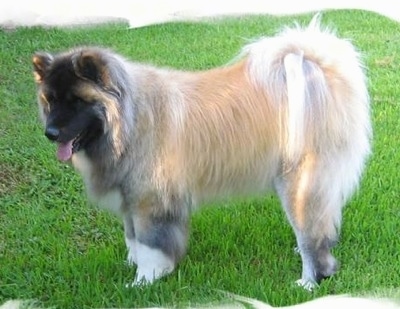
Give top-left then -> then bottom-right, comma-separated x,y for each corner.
45,126 -> 60,141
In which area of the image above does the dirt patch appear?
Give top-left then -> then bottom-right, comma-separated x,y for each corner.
0,162 -> 29,196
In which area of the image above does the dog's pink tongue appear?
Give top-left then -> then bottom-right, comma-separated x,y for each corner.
57,141 -> 73,161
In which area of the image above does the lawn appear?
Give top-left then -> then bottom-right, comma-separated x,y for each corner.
1,9 -> 400,309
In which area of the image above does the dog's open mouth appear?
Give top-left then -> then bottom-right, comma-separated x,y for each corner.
56,133 -> 84,161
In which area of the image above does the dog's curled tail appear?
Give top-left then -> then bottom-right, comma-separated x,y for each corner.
244,14 -> 371,164
281,47 -> 336,161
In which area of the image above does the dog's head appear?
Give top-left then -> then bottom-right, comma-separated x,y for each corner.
32,48 -> 123,161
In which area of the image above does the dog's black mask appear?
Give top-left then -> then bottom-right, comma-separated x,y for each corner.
40,59 -> 105,161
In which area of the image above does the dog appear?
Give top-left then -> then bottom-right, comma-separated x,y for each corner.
32,14 -> 371,289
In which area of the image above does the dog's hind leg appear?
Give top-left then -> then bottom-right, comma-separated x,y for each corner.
127,195 -> 189,286
274,153 -> 343,290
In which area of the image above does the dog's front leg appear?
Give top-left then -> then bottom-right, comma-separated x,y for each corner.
126,197 -> 189,286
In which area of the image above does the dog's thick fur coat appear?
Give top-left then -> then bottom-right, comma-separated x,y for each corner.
32,15 -> 371,288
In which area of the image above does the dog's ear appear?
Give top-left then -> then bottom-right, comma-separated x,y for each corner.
32,52 -> 53,83
72,51 -> 103,84
72,50 -> 121,97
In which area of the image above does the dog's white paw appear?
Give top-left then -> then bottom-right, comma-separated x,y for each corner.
294,246 -> 301,254
125,276 -> 153,288
125,242 -> 175,288
295,279 -> 317,291
125,267 -> 172,288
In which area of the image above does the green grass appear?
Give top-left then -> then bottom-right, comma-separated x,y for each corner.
1,9 -> 400,309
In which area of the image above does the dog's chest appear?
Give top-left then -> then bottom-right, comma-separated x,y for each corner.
71,151 -> 123,214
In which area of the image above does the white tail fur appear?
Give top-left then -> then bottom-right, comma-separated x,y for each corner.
243,13 -> 370,168
307,12 -> 322,30
283,52 -> 306,160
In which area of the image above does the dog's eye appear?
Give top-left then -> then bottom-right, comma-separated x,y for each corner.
44,92 -> 57,105
70,96 -> 88,111
71,95 -> 82,105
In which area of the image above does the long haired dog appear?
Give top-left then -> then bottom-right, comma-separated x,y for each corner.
32,15 -> 371,289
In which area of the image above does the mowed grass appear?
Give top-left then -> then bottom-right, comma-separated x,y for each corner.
1,9 -> 400,309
